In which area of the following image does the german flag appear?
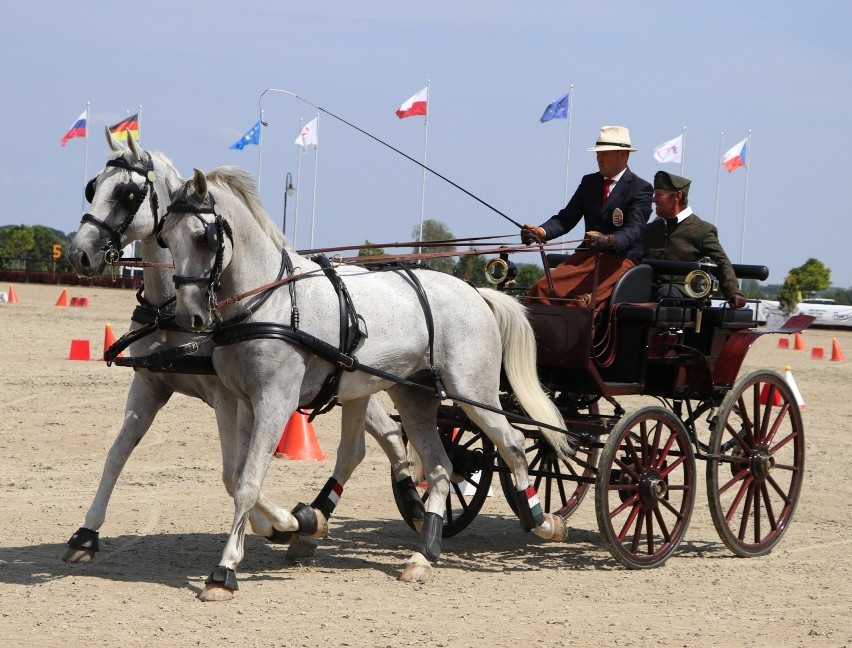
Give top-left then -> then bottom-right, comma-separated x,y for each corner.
109,113 -> 139,141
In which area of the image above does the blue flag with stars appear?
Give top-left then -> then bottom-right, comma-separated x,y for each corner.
539,93 -> 570,123
229,120 -> 261,150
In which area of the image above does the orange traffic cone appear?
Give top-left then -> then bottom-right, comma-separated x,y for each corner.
69,339 -> 91,361
759,383 -> 784,406
777,338 -> 789,349
784,366 -> 805,408
275,412 -> 325,461
831,338 -> 846,362
8,284 -> 19,303
103,323 -> 122,360
56,288 -> 68,307
793,332 -> 805,351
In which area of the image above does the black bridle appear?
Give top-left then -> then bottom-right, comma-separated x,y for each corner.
158,190 -> 234,324
80,152 -> 160,270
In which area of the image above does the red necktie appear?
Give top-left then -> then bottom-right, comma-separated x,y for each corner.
602,178 -> 612,204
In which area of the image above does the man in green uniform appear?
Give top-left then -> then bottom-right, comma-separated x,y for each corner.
643,171 -> 747,308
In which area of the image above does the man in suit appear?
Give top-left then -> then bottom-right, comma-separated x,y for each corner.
522,125 -> 653,262
522,126 -> 652,306
643,170 -> 747,308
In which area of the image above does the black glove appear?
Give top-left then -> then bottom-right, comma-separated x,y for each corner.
587,234 -> 613,252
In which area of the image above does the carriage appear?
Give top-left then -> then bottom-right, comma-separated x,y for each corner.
390,252 -> 810,569
67,131 -> 809,599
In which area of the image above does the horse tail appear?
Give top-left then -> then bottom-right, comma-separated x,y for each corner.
476,289 -> 574,462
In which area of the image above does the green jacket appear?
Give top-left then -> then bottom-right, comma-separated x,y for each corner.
642,213 -> 742,299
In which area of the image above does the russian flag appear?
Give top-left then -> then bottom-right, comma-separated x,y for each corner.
396,87 -> 428,119
60,110 -> 87,147
722,137 -> 748,172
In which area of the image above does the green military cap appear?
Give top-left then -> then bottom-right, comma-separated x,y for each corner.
654,170 -> 691,196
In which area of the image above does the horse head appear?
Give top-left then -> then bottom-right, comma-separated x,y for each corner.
67,126 -> 181,276
158,168 -> 234,332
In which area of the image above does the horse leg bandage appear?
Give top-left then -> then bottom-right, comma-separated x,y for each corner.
68,527 -> 100,552
417,512 -> 444,562
292,502 -> 319,535
206,565 -> 238,591
396,477 -> 425,524
310,477 -> 344,520
512,486 -> 545,532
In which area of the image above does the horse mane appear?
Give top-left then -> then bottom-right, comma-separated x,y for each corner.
205,166 -> 286,252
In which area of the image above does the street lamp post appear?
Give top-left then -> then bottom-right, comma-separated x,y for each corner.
282,171 -> 295,237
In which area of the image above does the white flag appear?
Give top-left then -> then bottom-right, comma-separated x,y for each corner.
653,134 -> 683,164
294,117 -> 319,151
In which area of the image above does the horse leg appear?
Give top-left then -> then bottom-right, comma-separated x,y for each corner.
199,396 -> 299,602
461,405 -> 567,542
387,387 -> 449,584
63,373 -> 172,564
286,396 -> 373,561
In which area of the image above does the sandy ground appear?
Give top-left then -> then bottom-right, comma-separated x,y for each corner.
1,282 -> 851,647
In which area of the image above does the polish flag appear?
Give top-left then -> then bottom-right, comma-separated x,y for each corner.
722,137 -> 748,172
396,87 -> 428,119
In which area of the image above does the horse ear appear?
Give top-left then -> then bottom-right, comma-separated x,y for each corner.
105,124 -> 123,152
192,168 -> 208,198
127,131 -> 141,161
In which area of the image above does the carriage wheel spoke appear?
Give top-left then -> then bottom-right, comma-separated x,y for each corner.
738,481 -> 756,541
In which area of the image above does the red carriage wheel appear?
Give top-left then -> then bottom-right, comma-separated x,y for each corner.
391,424 -> 495,537
706,369 -> 805,557
595,406 -> 696,569
498,397 -> 600,521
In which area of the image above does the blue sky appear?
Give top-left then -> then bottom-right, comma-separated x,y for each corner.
2,2 -> 850,286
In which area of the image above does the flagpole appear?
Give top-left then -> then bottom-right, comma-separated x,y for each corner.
81,102 -> 90,214
417,79 -> 431,254
257,108 -> 265,190
680,126 -> 686,176
563,84 -> 573,205
293,117 -> 304,249
739,130 -> 752,263
309,113 -> 320,248
713,131 -> 724,225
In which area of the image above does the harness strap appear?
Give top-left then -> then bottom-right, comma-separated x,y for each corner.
210,321 -> 575,438
389,265 -> 447,399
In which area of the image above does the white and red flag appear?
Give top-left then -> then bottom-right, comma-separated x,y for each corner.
294,117 -> 319,151
653,134 -> 683,164
395,87 -> 428,119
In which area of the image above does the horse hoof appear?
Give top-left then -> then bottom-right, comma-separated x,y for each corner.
399,560 -> 432,584
532,513 -> 568,542
61,547 -> 95,564
312,509 -> 329,539
197,584 -> 235,602
286,535 -> 319,563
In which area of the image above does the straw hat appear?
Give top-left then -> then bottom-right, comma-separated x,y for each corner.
587,125 -> 637,152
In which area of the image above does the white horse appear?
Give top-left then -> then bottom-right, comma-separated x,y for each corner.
64,128 -> 414,565
157,167 -> 574,601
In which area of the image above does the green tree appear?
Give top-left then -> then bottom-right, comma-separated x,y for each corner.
358,240 -> 385,258
790,258 -> 830,299
778,273 -> 800,314
413,219 -> 455,274
516,263 -> 544,289
453,251 -> 487,286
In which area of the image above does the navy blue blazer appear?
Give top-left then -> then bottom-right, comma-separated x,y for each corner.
540,167 -> 653,262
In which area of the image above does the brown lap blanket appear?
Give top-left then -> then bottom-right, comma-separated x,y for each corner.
525,251 -> 635,313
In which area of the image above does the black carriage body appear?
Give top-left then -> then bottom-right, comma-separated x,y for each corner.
529,260 -> 767,402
